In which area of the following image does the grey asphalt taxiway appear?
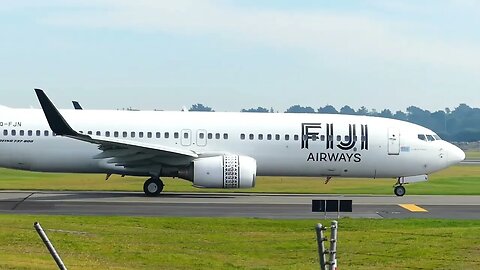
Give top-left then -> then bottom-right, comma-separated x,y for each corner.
0,191 -> 478,219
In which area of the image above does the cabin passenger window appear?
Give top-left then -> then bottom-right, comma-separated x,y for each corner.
44,130 -> 48,136
267,134 -> 272,140
36,130 -> 41,136
249,134 -> 254,140
183,132 -> 189,139
3,130 -> 7,136
114,132 -> 119,138
131,132 -> 136,138
147,132 -> 152,138
223,133 -> 228,140
156,132 -> 161,138
174,132 -> 179,139
96,131 -> 101,136
11,130 -> 16,136
208,133 -> 213,139
123,132 -> 127,138
285,134 -> 290,141
105,131 -> 111,137
336,135 -> 341,142
215,133 -> 220,139
164,132 -> 169,138
320,135 -> 325,141
294,135 -> 299,141
28,130 -> 33,136
199,133 -> 205,139
240,134 -> 246,140
275,134 -> 280,140
87,131 -> 93,135
19,130 -> 24,136
258,134 -> 263,140
139,132 -> 144,138
418,134 -> 426,141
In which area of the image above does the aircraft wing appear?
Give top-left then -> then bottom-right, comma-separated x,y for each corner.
35,89 -> 198,169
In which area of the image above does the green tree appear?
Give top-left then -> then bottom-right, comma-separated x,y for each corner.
189,104 -> 214,112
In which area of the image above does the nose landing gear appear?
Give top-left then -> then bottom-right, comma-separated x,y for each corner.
143,177 -> 164,197
393,175 -> 428,196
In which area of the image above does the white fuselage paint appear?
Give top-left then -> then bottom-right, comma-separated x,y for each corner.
0,107 -> 464,179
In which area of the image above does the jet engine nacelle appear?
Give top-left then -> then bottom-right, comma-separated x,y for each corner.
179,155 -> 257,188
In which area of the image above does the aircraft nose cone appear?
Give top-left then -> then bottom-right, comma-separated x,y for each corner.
447,144 -> 465,165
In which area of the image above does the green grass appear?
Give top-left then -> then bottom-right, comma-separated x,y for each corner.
0,215 -> 478,269
1,165 -> 480,195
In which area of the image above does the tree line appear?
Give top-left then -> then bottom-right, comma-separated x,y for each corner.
189,103 -> 480,142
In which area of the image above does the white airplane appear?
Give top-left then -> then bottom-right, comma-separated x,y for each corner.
0,89 -> 465,196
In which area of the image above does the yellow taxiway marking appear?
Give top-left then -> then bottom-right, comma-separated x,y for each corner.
398,204 -> 428,212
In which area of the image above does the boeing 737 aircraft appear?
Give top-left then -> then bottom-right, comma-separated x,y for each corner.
0,89 -> 465,196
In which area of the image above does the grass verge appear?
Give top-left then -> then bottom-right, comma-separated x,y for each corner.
1,165 -> 480,195
0,215 -> 479,269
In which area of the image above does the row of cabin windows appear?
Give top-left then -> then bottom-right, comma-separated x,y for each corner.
240,134 -> 366,142
79,131 -> 229,140
240,133 -> 299,141
3,130 -> 53,137
3,129 -> 363,143
1,129 -> 229,140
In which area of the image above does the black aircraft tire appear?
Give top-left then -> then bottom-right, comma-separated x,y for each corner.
394,185 -> 406,197
143,178 -> 164,197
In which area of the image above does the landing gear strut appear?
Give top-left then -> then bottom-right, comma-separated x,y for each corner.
143,177 -> 164,197
393,177 -> 406,197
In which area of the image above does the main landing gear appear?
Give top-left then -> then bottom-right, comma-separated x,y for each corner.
394,177 -> 406,197
143,177 -> 164,197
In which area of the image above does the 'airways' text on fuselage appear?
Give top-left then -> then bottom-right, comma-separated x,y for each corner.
307,152 -> 362,163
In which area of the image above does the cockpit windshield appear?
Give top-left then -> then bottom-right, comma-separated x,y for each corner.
418,133 -> 442,142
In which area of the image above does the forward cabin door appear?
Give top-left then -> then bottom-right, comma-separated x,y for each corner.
388,128 -> 400,155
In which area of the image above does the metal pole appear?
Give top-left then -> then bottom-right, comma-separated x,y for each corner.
324,200 -> 327,220
34,222 -> 68,270
337,201 -> 340,220
328,221 -> 338,270
315,224 -> 327,270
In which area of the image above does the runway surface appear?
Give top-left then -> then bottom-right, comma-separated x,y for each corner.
0,191 -> 478,219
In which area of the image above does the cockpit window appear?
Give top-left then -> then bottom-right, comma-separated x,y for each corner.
418,134 -> 427,141
426,135 -> 435,141
433,135 -> 442,140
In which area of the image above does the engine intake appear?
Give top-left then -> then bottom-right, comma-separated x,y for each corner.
179,155 -> 257,188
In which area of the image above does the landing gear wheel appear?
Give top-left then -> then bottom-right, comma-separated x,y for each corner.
394,185 -> 406,197
143,178 -> 164,197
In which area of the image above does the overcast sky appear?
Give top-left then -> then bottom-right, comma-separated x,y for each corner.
1,0 -> 479,112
